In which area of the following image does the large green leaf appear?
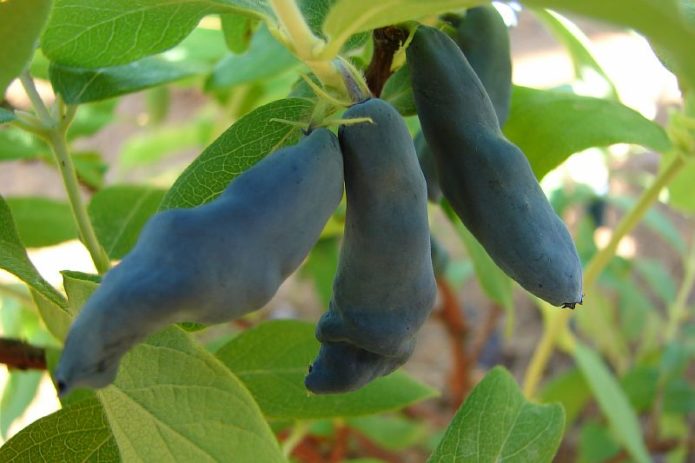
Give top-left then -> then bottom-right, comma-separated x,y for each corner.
98,327 -> 284,462
532,9 -> 618,98
429,367 -> 565,462
520,0 -> 695,90
0,0 -> 52,95
504,86 -> 672,179
40,0 -> 273,68
6,197 -> 77,248
50,56 -> 205,104
160,97 -> 315,209
88,185 -> 166,260
0,195 -> 67,308
574,343 -> 651,463
208,24 -> 299,90
0,397 -> 120,462
216,320 -> 438,420
321,0 -> 483,57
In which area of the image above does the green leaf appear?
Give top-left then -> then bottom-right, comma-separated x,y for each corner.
216,320 -> 438,420
663,378 -> 695,414
429,367 -> 565,463
98,327 -> 284,462
442,201 -> 514,311
0,108 -> 16,125
381,66 -> 417,117
118,118 -> 213,169
322,0 -> 482,56
574,343 -> 651,463
620,365 -> 658,412
634,258 -> 677,306
165,26 -> 231,67
50,56 -> 205,104
29,48 -> 51,80
301,237 -> 340,308
520,0 -> 695,90
0,0 -> 52,95
578,422 -> 622,463
538,367 -> 591,424
0,370 -> 43,438
575,291 -> 629,370
0,128 -> 47,162
41,0 -> 272,68
6,197 -> 77,248
0,298 -> 42,339
67,100 -> 118,140
88,185 -> 166,260
31,289 -> 71,341
0,397 -> 120,462
61,270 -> 100,316
160,97 -> 315,210
208,24 -> 300,90
145,86 -> 171,125
0,195 -> 67,308
72,151 -> 108,190
504,86 -> 672,179
348,415 -> 427,451
665,152 -> 695,213
603,276 -> 651,343
220,13 -> 257,53
532,9 -> 618,98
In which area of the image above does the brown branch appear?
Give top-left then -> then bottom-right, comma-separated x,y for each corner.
291,438 -> 325,463
232,318 -> 254,330
351,429 -> 403,463
436,277 -> 472,408
364,27 -> 408,97
0,338 -> 47,370
329,425 -> 350,463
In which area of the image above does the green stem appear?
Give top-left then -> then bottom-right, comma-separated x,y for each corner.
665,232 -> 695,340
523,154 -> 686,399
19,72 -> 52,127
48,129 -> 110,274
281,421 -> 309,459
269,0 -> 347,95
269,0 -> 323,58
19,73 -> 111,274
583,155 -> 685,287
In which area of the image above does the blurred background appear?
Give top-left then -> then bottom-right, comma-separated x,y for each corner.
1,3 -> 692,462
